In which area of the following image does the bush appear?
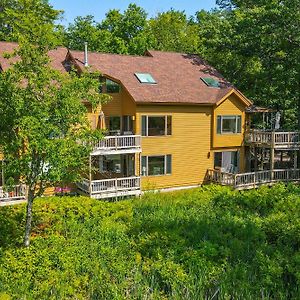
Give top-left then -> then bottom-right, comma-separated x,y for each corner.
0,184 -> 299,299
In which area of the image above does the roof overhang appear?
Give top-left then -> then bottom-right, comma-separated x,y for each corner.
215,89 -> 253,107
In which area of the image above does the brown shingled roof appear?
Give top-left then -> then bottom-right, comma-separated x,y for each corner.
0,41 -> 251,106
69,49 -> 239,105
0,41 -> 68,72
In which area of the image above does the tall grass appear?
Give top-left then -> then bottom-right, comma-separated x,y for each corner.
0,184 -> 299,299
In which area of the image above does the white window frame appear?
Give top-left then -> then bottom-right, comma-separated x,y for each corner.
217,115 -> 242,134
141,155 -> 172,176
141,115 -> 172,136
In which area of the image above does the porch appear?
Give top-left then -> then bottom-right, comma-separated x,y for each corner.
245,130 -> 300,149
92,135 -> 141,155
206,168 -> 300,190
77,176 -> 141,199
77,151 -> 141,199
0,185 -> 27,203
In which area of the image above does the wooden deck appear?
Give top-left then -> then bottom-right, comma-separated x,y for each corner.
206,168 -> 300,190
92,135 -> 142,155
245,130 -> 300,149
77,176 -> 141,199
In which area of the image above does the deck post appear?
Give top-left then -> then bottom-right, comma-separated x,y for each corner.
254,147 -> 258,171
294,150 -> 298,169
89,155 -> 92,197
1,160 -> 4,186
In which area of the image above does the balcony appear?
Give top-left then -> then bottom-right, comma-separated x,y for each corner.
245,130 -> 300,149
206,168 -> 300,190
77,176 -> 141,199
92,135 -> 142,155
0,185 -> 27,204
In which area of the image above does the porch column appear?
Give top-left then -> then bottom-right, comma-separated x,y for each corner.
294,150 -> 298,169
89,155 -> 92,196
270,148 -> 275,171
254,147 -> 258,171
1,160 -> 4,186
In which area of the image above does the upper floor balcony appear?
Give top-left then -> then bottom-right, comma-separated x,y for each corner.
91,134 -> 142,155
245,130 -> 300,149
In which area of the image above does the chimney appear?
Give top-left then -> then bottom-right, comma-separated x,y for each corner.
84,42 -> 89,67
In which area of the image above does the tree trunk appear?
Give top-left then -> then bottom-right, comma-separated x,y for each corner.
24,190 -> 34,247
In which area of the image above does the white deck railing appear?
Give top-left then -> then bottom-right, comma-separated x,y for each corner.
206,168 -> 300,190
246,130 -> 300,147
0,185 -> 27,201
77,176 -> 141,197
93,135 -> 141,151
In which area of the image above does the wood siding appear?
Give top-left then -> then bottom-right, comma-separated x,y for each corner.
102,87 -> 136,117
136,105 -> 214,190
213,94 -> 247,148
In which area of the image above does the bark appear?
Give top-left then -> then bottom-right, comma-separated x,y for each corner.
23,189 -> 34,247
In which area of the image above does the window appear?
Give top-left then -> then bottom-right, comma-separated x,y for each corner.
214,151 -> 239,173
201,77 -> 220,88
141,116 -> 172,136
99,77 -> 120,93
99,155 -> 121,174
217,116 -> 242,134
135,73 -> 157,84
109,116 -> 121,134
141,155 -> 172,176
122,116 -> 133,133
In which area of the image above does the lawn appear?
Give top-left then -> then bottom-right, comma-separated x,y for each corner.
0,184 -> 299,299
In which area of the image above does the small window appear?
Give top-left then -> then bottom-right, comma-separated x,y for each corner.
217,115 -> 242,134
141,116 -> 172,136
99,77 -> 120,93
141,155 -> 172,176
201,77 -> 220,88
135,73 -> 157,84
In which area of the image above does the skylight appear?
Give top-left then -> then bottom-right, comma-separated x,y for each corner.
201,77 -> 220,88
135,73 -> 157,84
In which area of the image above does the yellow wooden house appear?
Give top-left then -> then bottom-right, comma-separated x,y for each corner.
1,42 -> 299,201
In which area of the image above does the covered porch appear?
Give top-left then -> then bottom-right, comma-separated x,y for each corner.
77,152 -> 141,199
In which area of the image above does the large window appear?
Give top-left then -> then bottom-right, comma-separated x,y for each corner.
141,155 -> 172,176
141,116 -> 172,136
217,115 -> 241,134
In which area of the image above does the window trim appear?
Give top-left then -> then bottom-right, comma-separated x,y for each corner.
141,154 -> 172,176
217,115 -> 242,134
141,115 -> 172,137
135,73 -> 157,84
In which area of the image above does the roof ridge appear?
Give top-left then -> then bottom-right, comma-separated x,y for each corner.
69,48 -> 153,59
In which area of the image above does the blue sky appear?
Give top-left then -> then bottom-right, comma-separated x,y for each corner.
49,0 -> 217,25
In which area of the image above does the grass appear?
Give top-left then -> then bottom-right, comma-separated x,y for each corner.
0,184 -> 299,299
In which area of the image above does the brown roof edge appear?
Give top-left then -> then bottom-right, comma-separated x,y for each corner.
215,89 -> 253,107
135,101 -> 214,106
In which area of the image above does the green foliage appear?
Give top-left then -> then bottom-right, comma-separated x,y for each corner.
198,0 -> 300,128
0,185 -> 299,298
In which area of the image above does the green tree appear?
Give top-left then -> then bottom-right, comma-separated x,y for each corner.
197,0 -> 300,128
149,10 -> 200,53
0,0 -> 109,247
